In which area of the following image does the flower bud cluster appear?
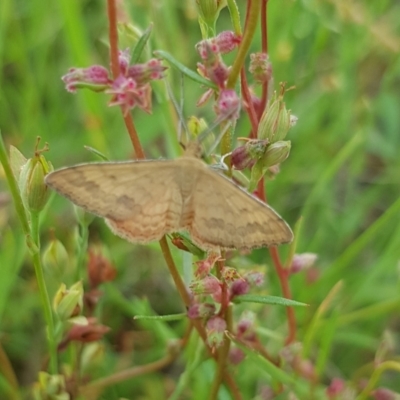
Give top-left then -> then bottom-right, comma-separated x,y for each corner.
188,255 -> 265,349
62,49 -> 166,116
230,84 -> 297,190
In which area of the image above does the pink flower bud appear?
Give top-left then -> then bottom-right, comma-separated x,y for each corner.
206,316 -> 226,348
372,388 -> 400,400
190,276 -> 222,299
229,279 -> 249,298
214,89 -> 240,120
215,31 -> 241,54
229,347 -> 245,365
249,52 -> 272,83
127,59 -> 167,84
290,253 -> 318,274
236,311 -> 256,340
326,378 -> 345,399
62,65 -> 110,92
118,48 -> 131,75
107,76 -> 152,115
66,317 -> 110,343
231,139 -> 269,170
244,271 -> 265,287
187,302 -> 216,319
195,254 -> 221,278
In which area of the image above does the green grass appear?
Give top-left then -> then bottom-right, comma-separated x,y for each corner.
1,0 -> 400,399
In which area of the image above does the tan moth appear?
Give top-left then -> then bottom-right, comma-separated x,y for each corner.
45,151 -> 293,251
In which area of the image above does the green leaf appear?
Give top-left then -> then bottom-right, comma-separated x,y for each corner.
154,50 -> 217,89
131,24 -> 153,64
133,313 -> 186,321
83,145 -> 109,161
233,294 -> 308,307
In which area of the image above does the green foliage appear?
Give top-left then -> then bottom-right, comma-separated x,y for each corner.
1,0 -> 400,399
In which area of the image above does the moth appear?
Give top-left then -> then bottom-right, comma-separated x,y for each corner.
45,153 -> 293,251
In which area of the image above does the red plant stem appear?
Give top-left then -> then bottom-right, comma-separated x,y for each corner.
269,247 -> 296,344
240,68 -> 258,138
258,0 -> 269,118
107,0 -> 120,78
257,178 -> 296,344
107,0 -> 145,160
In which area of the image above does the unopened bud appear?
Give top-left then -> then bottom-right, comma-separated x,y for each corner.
248,141 -> 290,191
372,387 -> 399,400
66,317 -> 110,343
258,89 -> 292,142
290,253 -> 317,274
190,276 -> 221,297
53,281 -> 83,321
9,145 -> 27,181
214,89 -> 240,120
229,279 -> 249,298
261,140 -> 291,168
32,372 -> 69,400
249,52 -> 272,84
81,342 -> 105,373
187,302 -> 216,319
326,378 -> 345,399
206,316 -> 226,348
127,59 -> 167,84
43,238 -> 69,275
62,65 -> 110,93
19,141 -> 53,213
196,0 -> 227,29
237,311 -> 256,339
231,139 -> 268,170
74,204 -> 96,226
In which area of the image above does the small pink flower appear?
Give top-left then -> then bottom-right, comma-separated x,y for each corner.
290,253 -> 318,274
214,31 -> 241,54
214,89 -> 240,120
107,75 -> 152,115
326,378 -> 345,398
372,388 -> 400,400
66,318 -> 110,343
229,347 -> 245,365
118,48 -> 131,76
195,253 -> 221,278
62,65 -> 110,92
196,39 -> 219,60
236,311 -> 256,341
190,276 -> 222,300
127,58 -> 167,84
187,302 -> 216,319
197,41 -> 229,88
229,279 -> 249,298
244,271 -> 265,287
206,316 -> 226,348
249,52 -> 272,83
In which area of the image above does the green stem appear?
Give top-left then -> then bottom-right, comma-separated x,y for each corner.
75,220 -> 89,281
356,361 -> 400,400
31,211 -> 58,373
226,0 -> 261,89
0,133 -> 58,373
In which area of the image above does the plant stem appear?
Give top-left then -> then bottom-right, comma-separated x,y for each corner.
75,220 -> 89,281
0,133 -> 58,373
227,0 -> 261,89
31,211 -> 58,373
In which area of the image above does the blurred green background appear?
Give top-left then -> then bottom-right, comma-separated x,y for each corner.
1,0 -> 400,398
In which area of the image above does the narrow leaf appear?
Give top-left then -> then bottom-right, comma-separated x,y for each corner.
233,294 -> 308,307
154,50 -> 217,89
